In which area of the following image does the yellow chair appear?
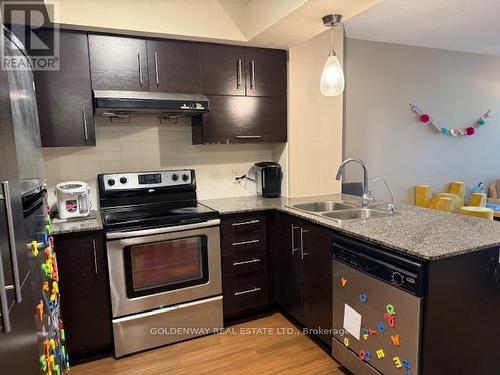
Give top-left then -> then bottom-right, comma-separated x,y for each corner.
460,206 -> 494,220
415,182 -> 489,218
427,193 -> 462,213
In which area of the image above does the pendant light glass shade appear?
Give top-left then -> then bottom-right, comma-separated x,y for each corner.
320,52 -> 344,96
320,14 -> 344,96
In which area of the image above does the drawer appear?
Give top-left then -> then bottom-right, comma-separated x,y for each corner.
222,250 -> 267,276
223,271 -> 268,318
221,213 -> 267,236
222,229 -> 267,255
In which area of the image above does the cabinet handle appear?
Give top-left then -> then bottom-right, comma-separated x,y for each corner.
234,287 -> 261,296
1,181 -> 21,303
0,193 -> 11,332
138,53 -> 143,86
232,239 -> 259,246
154,52 -> 159,87
250,59 -> 255,89
233,258 -> 261,266
291,225 -> 301,255
82,105 -> 88,141
232,219 -> 260,227
237,58 -> 242,89
91,239 -> 98,275
300,229 -> 310,260
236,135 -> 261,140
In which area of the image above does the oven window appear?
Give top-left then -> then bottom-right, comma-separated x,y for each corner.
124,236 -> 209,298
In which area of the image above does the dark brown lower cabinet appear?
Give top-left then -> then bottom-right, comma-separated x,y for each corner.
270,212 -> 333,346
55,231 -> 112,361
220,213 -> 270,320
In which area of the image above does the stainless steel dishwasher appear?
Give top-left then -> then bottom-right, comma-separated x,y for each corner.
331,234 -> 425,375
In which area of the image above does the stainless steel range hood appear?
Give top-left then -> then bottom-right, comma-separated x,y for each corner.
93,90 -> 209,118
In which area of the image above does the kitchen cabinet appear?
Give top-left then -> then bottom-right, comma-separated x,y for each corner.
270,212 -> 333,346
270,213 -> 302,319
199,44 -> 247,96
245,48 -> 287,98
55,231 -> 112,361
89,35 -> 148,91
220,213 -> 269,320
146,39 -> 200,93
192,95 -> 287,144
200,44 -> 286,97
34,31 -> 95,147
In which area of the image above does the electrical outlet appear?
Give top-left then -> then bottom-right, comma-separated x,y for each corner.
232,169 -> 239,183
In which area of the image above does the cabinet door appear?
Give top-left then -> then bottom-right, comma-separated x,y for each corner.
301,223 -> 333,346
55,232 -> 112,359
200,44 -> 246,95
34,32 -> 95,147
147,40 -> 200,93
197,95 -> 286,144
245,47 -> 287,97
270,213 -> 302,321
89,35 -> 148,91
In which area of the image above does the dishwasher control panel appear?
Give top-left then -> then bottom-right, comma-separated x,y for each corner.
332,234 -> 425,296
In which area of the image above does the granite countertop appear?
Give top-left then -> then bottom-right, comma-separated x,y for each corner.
51,210 -> 103,235
200,194 -> 500,260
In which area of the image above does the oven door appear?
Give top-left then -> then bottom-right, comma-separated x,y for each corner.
106,219 -> 221,318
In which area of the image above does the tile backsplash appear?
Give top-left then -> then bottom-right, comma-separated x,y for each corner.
43,116 -> 278,208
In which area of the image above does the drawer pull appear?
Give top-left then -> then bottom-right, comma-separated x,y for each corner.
233,258 -> 261,266
232,239 -> 260,246
231,219 -> 260,227
234,287 -> 261,296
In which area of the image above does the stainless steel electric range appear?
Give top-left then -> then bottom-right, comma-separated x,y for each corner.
98,169 -> 223,358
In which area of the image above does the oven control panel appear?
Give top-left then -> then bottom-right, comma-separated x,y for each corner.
101,170 -> 193,190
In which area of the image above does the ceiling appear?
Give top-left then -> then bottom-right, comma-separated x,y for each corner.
46,0 -> 380,48
345,0 -> 500,56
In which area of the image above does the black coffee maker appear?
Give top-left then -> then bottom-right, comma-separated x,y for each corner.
254,162 -> 282,198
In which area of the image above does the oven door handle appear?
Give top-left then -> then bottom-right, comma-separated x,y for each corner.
106,219 -> 221,240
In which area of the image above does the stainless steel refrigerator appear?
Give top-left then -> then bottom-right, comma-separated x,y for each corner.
0,26 -> 68,374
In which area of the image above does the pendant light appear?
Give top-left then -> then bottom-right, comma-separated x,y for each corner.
320,14 -> 345,96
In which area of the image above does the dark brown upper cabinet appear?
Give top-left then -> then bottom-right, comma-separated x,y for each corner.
34,31 -> 95,147
147,40 -> 200,93
89,35 -> 148,91
200,44 -> 246,96
245,48 -> 286,97
192,95 -> 287,144
200,44 -> 286,98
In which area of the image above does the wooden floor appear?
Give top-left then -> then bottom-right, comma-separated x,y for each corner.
73,312 -> 348,375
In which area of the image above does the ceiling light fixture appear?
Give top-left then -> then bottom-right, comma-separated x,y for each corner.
320,14 -> 345,96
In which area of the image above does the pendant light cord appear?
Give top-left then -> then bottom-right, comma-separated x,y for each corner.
330,25 -> 335,56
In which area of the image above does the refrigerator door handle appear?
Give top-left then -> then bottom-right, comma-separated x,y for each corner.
0,255 -> 11,333
0,193 -> 11,333
1,181 -> 22,303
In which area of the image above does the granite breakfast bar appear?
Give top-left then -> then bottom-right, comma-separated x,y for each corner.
201,193 -> 500,260
201,194 -> 500,374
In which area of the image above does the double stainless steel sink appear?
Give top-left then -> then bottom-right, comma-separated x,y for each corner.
289,201 -> 397,222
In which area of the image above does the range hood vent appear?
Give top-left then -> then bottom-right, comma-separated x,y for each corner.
93,90 -> 209,118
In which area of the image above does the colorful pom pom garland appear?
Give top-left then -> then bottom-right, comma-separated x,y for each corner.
409,103 -> 491,137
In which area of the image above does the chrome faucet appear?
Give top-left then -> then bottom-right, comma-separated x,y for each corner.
373,177 -> 395,213
336,158 -> 373,208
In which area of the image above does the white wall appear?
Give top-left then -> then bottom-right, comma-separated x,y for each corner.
43,116 -> 275,208
287,27 -> 343,197
344,39 -> 500,203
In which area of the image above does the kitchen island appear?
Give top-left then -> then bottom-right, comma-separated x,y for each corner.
201,193 -> 500,260
201,194 -> 500,375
